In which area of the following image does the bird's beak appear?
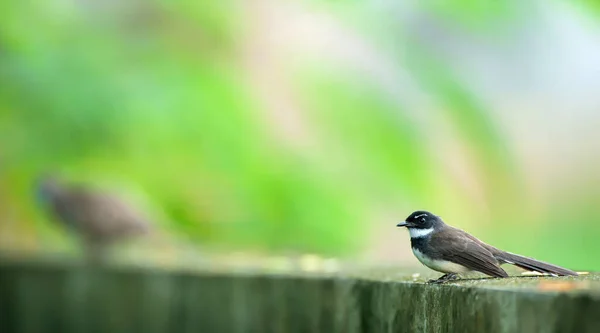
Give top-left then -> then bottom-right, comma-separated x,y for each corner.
396,221 -> 409,228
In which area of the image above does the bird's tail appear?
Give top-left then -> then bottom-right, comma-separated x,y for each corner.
494,251 -> 578,276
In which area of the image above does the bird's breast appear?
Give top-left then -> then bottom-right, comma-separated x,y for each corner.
411,247 -> 470,274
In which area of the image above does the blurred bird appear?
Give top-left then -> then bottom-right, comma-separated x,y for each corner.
35,174 -> 152,263
397,211 -> 578,283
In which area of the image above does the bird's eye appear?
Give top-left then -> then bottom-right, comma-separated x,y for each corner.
420,218 -> 426,223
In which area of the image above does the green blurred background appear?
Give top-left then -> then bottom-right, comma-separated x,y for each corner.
1,0 -> 599,269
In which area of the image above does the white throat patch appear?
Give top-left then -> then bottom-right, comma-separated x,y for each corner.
408,227 -> 434,238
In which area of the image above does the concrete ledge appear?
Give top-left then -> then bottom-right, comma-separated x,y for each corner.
1,258 -> 599,333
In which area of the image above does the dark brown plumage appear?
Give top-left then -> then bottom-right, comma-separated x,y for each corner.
441,224 -> 577,277
35,174 -> 151,262
427,226 -> 510,278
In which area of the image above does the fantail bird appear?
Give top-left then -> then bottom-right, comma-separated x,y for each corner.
35,174 -> 151,263
397,211 -> 577,283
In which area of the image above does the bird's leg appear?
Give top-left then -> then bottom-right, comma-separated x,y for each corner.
428,273 -> 460,284
83,239 -> 108,266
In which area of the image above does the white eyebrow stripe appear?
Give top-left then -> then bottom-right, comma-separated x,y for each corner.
414,214 -> 428,219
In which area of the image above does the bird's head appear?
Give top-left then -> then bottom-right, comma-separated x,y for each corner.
397,211 -> 444,236
34,173 -> 62,204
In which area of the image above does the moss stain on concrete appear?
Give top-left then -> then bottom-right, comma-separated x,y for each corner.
0,258 -> 599,333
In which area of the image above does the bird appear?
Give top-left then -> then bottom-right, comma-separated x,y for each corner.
34,174 -> 152,263
396,210 -> 578,283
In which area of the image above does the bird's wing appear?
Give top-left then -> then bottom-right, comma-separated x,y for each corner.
59,186 -> 150,240
429,227 -> 508,278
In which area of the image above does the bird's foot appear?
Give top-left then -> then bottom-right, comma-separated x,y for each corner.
428,273 -> 460,284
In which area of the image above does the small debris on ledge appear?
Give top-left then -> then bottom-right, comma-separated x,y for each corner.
537,280 -> 591,292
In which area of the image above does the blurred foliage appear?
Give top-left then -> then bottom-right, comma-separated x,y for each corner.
0,0 -> 367,256
1,0 -> 599,270
425,0 -> 516,30
404,45 -> 524,213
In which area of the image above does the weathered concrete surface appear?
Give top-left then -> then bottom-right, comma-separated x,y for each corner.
0,257 -> 599,333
